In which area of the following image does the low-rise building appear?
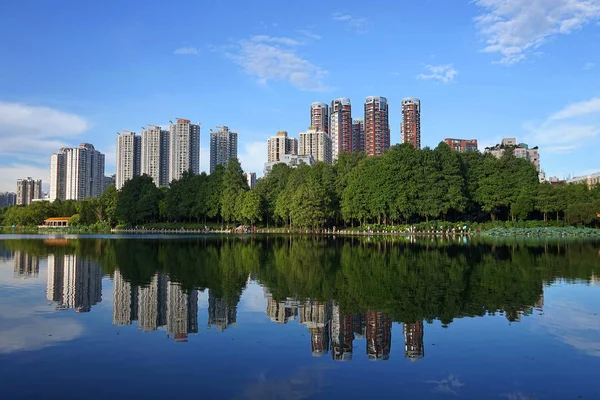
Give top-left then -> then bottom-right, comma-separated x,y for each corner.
264,154 -> 315,176
484,138 -> 542,181
566,172 -> 600,188
444,138 -> 478,152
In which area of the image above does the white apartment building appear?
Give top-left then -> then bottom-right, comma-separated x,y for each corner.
50,143 -> 105,201
267,131 -> 298,163
299,127 -> 332,165
116,130 -> 141,190
330,98 -> 352,160
169,118 -> 200,182
210,126 -> 238,173
245,172 -> 257,189
141,125 -> 170,187
16,177 -> 42,205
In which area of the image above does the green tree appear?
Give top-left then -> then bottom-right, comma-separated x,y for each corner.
220,158 -> 248,224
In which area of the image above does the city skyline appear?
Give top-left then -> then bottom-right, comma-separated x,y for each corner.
1,1 -> 599,192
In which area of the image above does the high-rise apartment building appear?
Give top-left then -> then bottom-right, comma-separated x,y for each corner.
352,118 -> 365,153
364,96 -> 390,156
116,130 -> 141,190
330,98 -> 352,160
444,138 -> 478,152
267,131 -> 298,163
245,172 -> 257,189
210,126 -> 238,173
50,143 -> 105,201
169,118 -> 200,182
16,177 -> 42,205
50,151 -> 66,202
299,127 -> 332,165
401,97 -> 421,149
141,125 -> 170,187
310,102 -> 329,134
0,192 -> 16,208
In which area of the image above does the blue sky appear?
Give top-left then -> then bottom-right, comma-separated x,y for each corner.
1,0 -> 599,192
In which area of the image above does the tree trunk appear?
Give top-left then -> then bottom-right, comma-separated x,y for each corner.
490,211 -> 495,222
426,216 -> 429,223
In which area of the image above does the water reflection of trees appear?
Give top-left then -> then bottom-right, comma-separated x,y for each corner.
2,236 -> 600,358
2,237 -> 599,324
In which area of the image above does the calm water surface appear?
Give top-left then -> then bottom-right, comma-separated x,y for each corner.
0,235 -> 599,399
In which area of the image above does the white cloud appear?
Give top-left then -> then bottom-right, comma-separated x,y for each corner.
0,102 -> 90,192
0,102 -> 88,137
250,35 -> 302,46
0,163 -> 51,193
239,141 -> 267,176
332,12 -> 368,33
524,97 -> 600,154
548,97 -> 600,120
583,62 -> 595,70
536,299 -> 600,357
474,0 -> 600,65
225,35 -> 330,92
296,29 -> 322,40
173,46 -> 199,56
424,374 -> 465,396
240,281 -> 267,312
416,64 -> 458,83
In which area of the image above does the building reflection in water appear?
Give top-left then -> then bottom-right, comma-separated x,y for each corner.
46,254 -> 102,312
111,270 -> 199,342
366,311 -> 392,361
264,293 -> 398,361
208,292 -> 237,331
14,250 -> 39,278
403,321 -> 424,361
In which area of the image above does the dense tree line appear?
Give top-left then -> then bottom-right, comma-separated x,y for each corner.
2,142 -> 600,228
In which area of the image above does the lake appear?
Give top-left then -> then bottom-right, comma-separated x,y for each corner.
0,235 -> 599,399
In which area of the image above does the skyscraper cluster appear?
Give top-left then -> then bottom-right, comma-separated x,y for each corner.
50,143 -> 105,201
115,119 -> 239,188
116,119 -> 200,189
264,96 -> 421,174
16,177 -> 42,205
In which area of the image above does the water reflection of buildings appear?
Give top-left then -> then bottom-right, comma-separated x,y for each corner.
403,321 -> 424,361
14,250 -> 39,278
299,300 -> 332,357
366,311 -> 392,361
208,292 -> 237,331
264,294 -> 398,361
111,270 -> 198,341
166,282 -> 198,342
0,247 -> 13,261
47,254 -> 102,312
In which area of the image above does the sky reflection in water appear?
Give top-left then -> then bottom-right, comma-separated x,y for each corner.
0,236 -> 599,399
